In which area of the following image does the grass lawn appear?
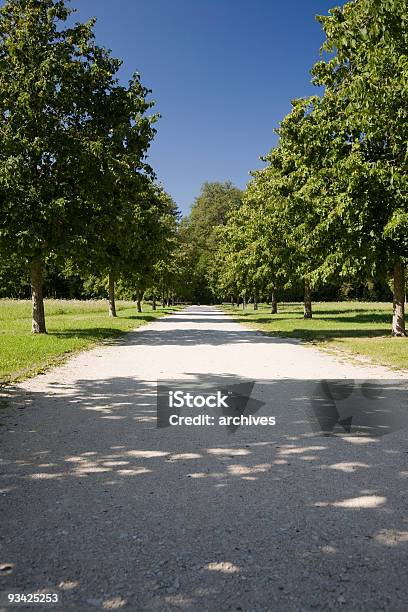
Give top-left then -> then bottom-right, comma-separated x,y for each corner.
222,301 -> 408,371
0,299 -> 179,383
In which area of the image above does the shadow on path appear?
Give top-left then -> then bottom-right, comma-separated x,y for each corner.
0,371 -> 407,610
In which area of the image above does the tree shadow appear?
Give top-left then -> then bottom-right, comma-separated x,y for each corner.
312,307 -> 391,316
318,313 -> 392,325
231,316 -> 302,324
47,312 -> 183,341
228,315 -> 392,340
49,328 -> 127,341
1,374 -> 407,610
288,328 -> 389,341
228,326 -> 389,341
119,328 -> 300,347
155,316 -> 230,324
119,314 -> 159,322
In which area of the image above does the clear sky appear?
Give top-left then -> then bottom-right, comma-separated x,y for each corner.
19,0 -> 338,214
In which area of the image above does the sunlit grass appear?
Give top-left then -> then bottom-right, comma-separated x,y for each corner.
222,302 -> 407,371
0,299 -> 179,382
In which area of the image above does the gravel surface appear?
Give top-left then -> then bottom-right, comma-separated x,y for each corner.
0,306 -> 407,611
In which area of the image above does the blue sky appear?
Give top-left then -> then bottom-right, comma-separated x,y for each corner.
28,0 -> 338,214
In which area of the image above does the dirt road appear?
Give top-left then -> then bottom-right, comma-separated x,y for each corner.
1,306 -> 407,611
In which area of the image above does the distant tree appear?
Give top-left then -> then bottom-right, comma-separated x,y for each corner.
182,182 -> 242,302
146,195 -> 183,308
116,186 -> 179,312
0,255 -> 30,298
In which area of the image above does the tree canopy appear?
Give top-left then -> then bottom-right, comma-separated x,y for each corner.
199,0 -> 407,334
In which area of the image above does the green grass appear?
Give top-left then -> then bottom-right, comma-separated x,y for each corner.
0,299 -> 180,383
222,301 -> 408,371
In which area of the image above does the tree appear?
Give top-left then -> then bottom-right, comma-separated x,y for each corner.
312,0 -> 408,335
235,98 -> 334,320
182,182 -> 242,303
146,194 -> 184,308
0,254 -> 30,298
214,0 -> 407,335
209,193 -> 284,310
78,74 -> 158,317
242,164 -> 296,315
116,185 -> 179,312
0,0 -> 156,332
264,97 -> 341,320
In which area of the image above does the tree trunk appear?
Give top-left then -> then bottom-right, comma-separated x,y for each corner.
253,289 -> 258,310
271,290 -> 278,314
108,273 -> 117,317
392,261 -> 406,336
242,297 -> 246,310
136,289 -> 142,313
152,297 -> 156,311
304,281 -> 312,319
161,294 -> 166,308
31,259 -> 46,333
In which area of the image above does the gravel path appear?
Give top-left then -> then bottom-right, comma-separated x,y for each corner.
0,306 -> 407,611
